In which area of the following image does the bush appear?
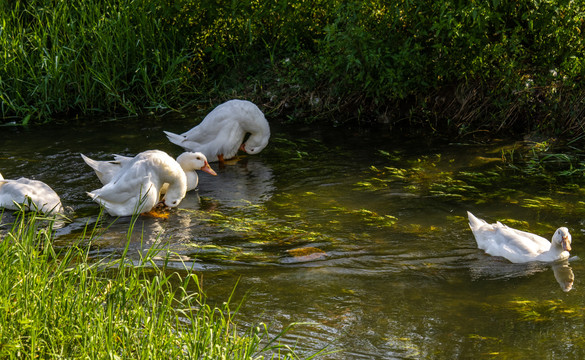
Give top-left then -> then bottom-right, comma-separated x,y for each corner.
2,0 -> 585,137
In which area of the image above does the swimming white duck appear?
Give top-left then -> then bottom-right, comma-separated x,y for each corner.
0,172 -> 63,214
87,150 -> 187,217
163,99 -> 270,162
81,151 -> 216,192
467,211 -> 572,263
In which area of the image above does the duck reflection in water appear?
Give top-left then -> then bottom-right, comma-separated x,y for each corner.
470,256 -> 575,292
552,260 -> 574,292
196,157 -> 275,207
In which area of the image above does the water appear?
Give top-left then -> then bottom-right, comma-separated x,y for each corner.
1,114 -> 585,359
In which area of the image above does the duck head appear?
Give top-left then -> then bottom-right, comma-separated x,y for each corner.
162,170 -> 187,209
163,189 -> 184,208
176,152 -> 217,175
240,131 -> 269,155
553,227 -> 572,252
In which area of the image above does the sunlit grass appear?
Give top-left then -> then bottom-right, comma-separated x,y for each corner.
0,0 -> 192,123
0,210 -> 317,359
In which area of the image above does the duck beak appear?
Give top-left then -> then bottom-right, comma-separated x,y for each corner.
239,143 -> 246,152
562,236 -> 572,251
201,162 -> 217,176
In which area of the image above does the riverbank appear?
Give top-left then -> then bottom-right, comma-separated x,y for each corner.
1,1 -> 584,139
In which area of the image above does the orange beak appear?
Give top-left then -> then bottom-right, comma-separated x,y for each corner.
562,236 -> 572,251
200,162 -> 217,176
239,143 -> 246,152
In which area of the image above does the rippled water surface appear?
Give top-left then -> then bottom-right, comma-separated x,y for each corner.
2,114 -> 585,359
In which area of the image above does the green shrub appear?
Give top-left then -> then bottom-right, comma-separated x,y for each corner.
2,0 -> 585,136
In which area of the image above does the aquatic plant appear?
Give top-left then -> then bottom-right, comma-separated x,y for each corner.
507,299 -> 583,323
356,142 -> 585,219
502,143 -> 585,178
0,210 -> 314,359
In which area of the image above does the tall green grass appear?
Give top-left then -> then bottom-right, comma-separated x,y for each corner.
6,0 -> 583,136
0,210 -> 314,359
0,0 -> 193,123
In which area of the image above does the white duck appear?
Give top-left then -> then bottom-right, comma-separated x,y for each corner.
0,172 -> 63,214
81,151 -> 216,192
164,99 -> 270,162
87,150 -> 187,217
467,211 -> 572,263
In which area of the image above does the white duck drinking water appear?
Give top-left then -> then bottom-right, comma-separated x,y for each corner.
467,211 -> 572,263
87,150 -> 187,217
0,172 -> 63,214
81,151 -> 216,192
164,99 -> 270,163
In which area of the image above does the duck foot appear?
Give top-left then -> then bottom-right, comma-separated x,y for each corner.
218,154 -> 243,168
141,208 -> 170,219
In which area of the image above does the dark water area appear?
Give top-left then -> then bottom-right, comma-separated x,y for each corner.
2,113 -> 585,359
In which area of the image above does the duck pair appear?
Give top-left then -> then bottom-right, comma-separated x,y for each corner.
0,99 -> 271,217
84,150 -> 217,217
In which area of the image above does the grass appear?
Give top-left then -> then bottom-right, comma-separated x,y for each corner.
0,210 -> 318,359
0,0 -> 193,123
3,0 -> 585,141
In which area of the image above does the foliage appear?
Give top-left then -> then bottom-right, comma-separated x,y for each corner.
1,0 -> 585,138
0,210 -> 308,359
0,0 -> 193,122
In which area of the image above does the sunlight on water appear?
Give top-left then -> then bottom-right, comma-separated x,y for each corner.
1,115 -> 585,359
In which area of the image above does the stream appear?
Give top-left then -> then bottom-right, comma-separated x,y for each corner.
1,112 -> 585,359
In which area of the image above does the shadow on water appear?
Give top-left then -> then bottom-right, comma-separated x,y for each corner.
2,115 -> 585,359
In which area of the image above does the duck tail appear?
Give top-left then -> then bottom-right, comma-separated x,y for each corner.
80,153 -> 99,171
467,211 -> 485,229
164,131 -> 185,146
86,191 -> 98,200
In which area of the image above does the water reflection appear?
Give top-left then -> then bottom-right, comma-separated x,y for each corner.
470,254 -> 576,292
552,260 -> 575,292
197,157 -> 275,207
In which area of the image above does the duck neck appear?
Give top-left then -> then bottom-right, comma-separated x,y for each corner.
185,171 -> 199,191
540,242 -> 569,261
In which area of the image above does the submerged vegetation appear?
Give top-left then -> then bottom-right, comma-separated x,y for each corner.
1,0 -> 585,138
354,140 -> 585,224
0,211 -> 312,359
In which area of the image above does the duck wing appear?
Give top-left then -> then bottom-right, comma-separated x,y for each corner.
491,223 -> 549,256
165,121 -> 244,162
88,174 -> 158,216
497,224 -> 551,249
81,154 -> 123,184
88,155 -> 167,215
